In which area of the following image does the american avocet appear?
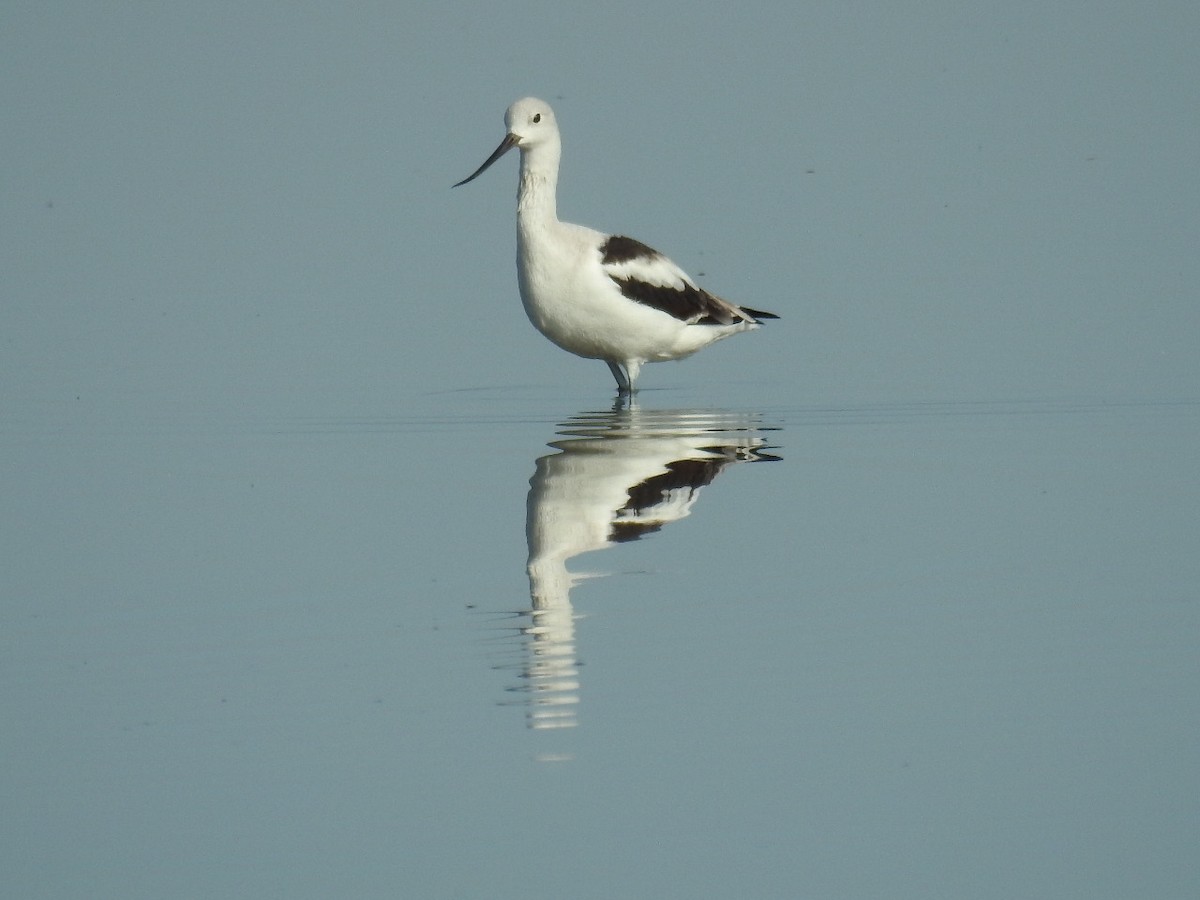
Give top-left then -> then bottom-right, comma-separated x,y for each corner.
454,97 -> 778,394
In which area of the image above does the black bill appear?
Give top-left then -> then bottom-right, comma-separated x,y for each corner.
453,132 -> 520,188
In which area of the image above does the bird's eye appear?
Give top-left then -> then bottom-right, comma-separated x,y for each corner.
532,113 -> 542,123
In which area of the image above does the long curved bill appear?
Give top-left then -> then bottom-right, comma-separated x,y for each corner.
452,132 -> 520,187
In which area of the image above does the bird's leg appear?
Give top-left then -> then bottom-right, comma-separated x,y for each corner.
623,360 -> 642,394
607,360 -> 630,393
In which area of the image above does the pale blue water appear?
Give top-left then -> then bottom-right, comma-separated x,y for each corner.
4,4 -> 1198,898
4,392 -> 1197,898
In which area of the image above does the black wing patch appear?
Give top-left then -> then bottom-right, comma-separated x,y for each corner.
600,234 -> 661,265
600,233 -> 778,324
601,235 -> 734,324
608,276 -> 739,325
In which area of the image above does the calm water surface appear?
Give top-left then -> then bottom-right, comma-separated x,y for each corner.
3,389 -> 1196,899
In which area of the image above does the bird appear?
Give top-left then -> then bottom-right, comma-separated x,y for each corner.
454,97 -> 777,394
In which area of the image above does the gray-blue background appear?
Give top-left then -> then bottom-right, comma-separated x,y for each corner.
4,3 -> 1197,898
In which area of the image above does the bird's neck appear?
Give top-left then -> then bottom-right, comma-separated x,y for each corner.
516,146 -> 560,229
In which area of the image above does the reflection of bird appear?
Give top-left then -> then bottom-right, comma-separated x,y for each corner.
516,408 -> 780,732
454,98 -> 778,394
527,407 -> 781,604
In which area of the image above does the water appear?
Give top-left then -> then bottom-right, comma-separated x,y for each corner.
4,390 -> 1197,898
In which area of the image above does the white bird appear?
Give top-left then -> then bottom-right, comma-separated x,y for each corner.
454,97 -> 778,394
